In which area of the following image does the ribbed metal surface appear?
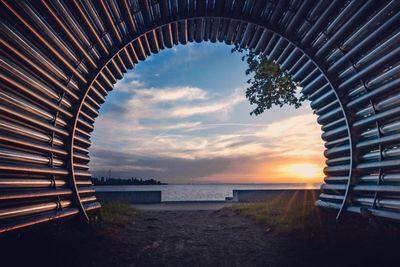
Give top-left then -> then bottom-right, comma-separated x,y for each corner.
0,0 -> 399,232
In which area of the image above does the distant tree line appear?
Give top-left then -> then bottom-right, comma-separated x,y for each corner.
92,177 -> 167,185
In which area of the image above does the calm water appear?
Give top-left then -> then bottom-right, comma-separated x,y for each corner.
95,183 -> 321,201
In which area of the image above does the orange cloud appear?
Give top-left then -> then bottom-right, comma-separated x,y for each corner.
194,154 -> 325,184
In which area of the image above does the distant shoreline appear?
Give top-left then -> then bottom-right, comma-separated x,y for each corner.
92,177 -> 167,186
94,182 -> 322,186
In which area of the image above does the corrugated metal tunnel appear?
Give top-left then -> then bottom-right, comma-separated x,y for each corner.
0,0 -> 399,232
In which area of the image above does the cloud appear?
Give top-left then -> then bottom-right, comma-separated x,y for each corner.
253,113 -> 323,158
90,148 -> 235,183
167,90 -> 244,118
130,80 -> 144,88
132,86 -> 208,102
165,43 -> 202,65
90,147 -> 324,184
113,72 -> 144,92
106,86 -> 245,120
93,101 -> 322,157
89,149 -> 166,173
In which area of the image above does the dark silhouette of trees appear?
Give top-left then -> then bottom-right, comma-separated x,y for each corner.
92,177 -> 166,185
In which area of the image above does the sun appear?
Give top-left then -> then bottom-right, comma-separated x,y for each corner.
287,163 -> 322,179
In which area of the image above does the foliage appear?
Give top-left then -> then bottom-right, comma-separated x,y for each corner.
232,46 -> 305,115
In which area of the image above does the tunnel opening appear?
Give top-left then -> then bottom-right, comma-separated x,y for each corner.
1,0 -> 400,233
89,42 -> 325,205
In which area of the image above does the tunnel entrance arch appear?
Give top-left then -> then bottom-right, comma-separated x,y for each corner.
1,0 -> 400,232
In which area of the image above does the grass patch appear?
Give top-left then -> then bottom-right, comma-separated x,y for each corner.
228,191 -> 400,266
90,201 -> 138,235
227,191 -> 400,253
228,191 -> 323,234
227,190 -> 400,241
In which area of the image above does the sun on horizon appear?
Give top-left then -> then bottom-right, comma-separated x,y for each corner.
279,163 -> 323,180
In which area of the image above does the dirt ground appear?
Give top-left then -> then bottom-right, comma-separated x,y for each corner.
1,205 -> 400,267
102,209 -> 293,267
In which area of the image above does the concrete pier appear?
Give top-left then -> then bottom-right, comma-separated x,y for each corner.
232,189 -> 320,202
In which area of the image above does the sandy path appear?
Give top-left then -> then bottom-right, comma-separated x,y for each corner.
99,209 -> 293,267
3,206 -> 397,267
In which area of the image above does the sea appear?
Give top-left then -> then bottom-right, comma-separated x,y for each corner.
95,183 -> 321,202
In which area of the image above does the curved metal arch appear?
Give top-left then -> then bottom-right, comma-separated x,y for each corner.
82,18 -> 356,223
1,0 -> 400,232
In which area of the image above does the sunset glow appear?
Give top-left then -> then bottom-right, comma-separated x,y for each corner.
91,43 -> 325,184
285,163 -> 323,179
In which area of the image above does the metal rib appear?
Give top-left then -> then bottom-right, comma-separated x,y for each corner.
0,0 -> 399,232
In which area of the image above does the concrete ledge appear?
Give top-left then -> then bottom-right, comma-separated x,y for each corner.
233,189 -> 320,202
96,191 -> 161,204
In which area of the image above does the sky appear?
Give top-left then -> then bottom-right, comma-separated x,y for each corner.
89,42 -> 325,184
